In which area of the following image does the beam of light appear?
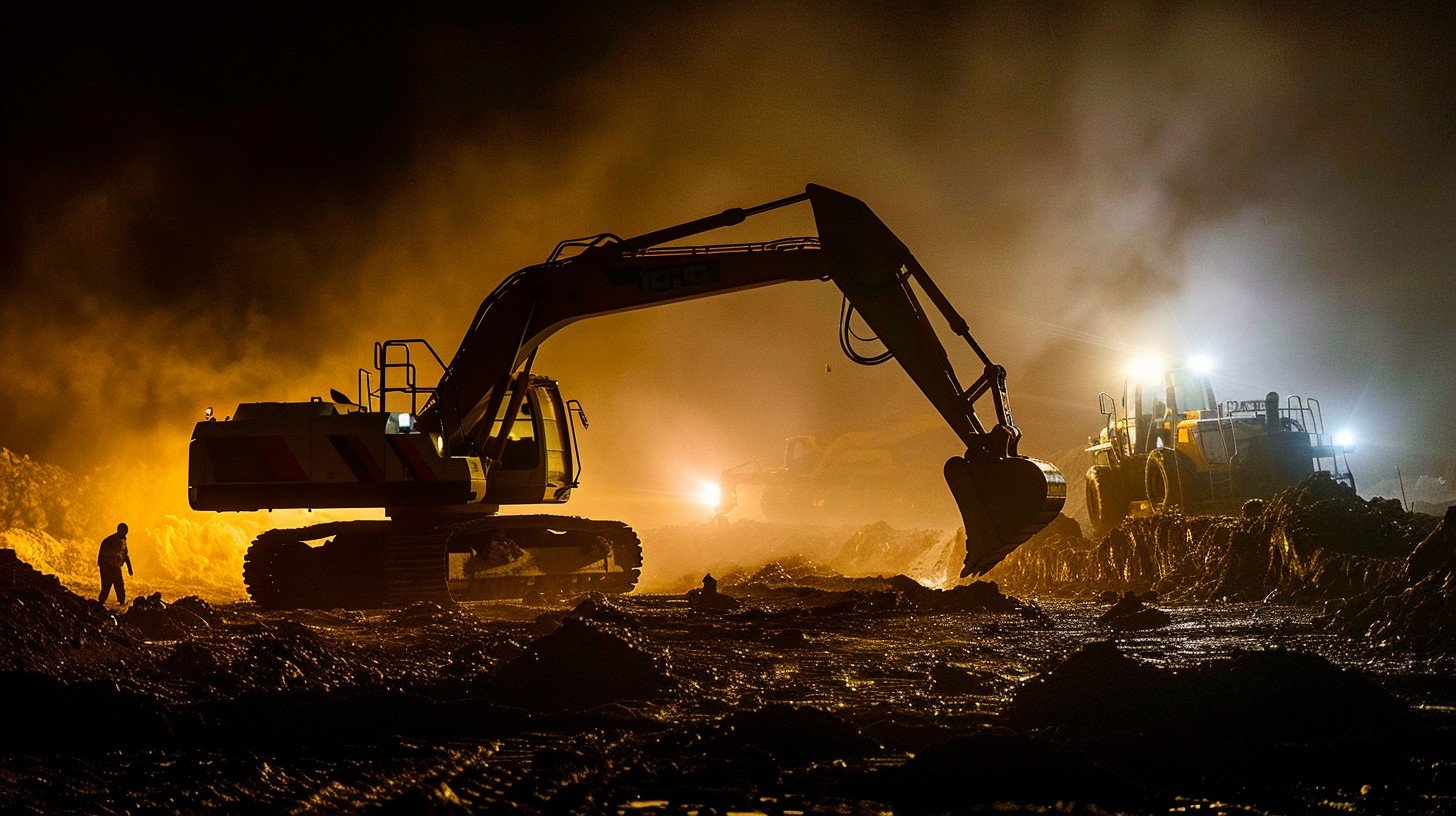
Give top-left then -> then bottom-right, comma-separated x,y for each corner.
1335,429 -> 1356,451
1187,354 -> 1215,375
695,480 -> 722,509
1126,354 -> 1165,381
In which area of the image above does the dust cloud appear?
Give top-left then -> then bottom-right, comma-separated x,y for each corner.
2,4 -> 1452,595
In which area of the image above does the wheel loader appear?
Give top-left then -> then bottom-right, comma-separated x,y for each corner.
1083,359 -> 1355,536
189,184 -> 1066,608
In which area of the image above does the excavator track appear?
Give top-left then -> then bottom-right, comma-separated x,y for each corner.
243,516 -> 642,610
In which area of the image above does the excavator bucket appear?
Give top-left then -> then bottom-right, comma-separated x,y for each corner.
946,451 -> 1066,576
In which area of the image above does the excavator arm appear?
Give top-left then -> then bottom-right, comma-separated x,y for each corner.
420,184 -> 1064,575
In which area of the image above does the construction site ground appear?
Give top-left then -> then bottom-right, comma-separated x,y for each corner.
2,550 -> 1455,815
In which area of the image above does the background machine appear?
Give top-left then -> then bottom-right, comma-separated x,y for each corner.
1084,361 -> 1355,535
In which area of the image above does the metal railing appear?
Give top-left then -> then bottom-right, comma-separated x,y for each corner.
355,338 -> 447,416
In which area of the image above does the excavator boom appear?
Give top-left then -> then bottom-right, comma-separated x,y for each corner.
420,184 -> 1065,575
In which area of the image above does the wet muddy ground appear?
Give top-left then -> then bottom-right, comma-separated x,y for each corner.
2,562 -> 1454,815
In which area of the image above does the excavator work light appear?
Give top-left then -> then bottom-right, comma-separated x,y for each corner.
696,480 -> 722,510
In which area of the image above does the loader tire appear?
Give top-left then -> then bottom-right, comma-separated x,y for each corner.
1145,448 -> 1199,512
1086,465 -> 1128,537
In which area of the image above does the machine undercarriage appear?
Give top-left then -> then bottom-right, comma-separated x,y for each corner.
242,515 -> 641,609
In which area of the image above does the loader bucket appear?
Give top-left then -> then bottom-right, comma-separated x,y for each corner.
945,451 -> 1066,577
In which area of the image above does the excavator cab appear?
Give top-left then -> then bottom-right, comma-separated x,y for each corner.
477,376 -> 579,505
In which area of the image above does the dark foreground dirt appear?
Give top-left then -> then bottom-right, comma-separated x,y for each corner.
2,542 -> 1455,815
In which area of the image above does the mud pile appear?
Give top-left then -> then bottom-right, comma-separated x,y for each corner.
0,549 -> 130,670
990,474 -> 1437,602
478,618 -> 673,710
719,560 -> 1043,618
122,594 -> 221,641
1097,591 -> 1172,630
1005,640 -> 1404,737
1332,507 -> 1456,649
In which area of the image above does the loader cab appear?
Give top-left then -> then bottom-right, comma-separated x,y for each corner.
1110,366 -> 1216,458
478,376 -> 580,505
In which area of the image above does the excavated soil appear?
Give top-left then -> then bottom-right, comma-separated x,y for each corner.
1,538 -> 1455,814
1333,508 -> 1456,650
989,473 -> 1442,603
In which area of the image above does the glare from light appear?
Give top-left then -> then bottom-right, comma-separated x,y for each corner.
1187,354 -> 1215,375
1335,429 -> 1356,450
696,480 -> 722,509
1126,354 -> 1164,381
396,412 -> 413,432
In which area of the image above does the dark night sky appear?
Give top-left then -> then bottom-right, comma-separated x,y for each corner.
3,3 -> 1455,526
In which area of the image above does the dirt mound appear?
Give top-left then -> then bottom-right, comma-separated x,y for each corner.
885,575 -> 1036,615
990,473 -> 1435,601
710,704 -> 877,762
234,619 -> 361,693
480,618 -> 672,710
0,549 -> 131,670
564,593 -> 641,628
1097,592 -> 1172,630
1331,507 -> 1456,649
1005,640 -> 1404,740
122,593 -> 221,640
721,556 -> 840,589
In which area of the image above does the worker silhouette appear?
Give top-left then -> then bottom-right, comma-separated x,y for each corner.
97,523 -> 133,605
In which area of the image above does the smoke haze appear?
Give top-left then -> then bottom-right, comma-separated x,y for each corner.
3,3 -> 1453,590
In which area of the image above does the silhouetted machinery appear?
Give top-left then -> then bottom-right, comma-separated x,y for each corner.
1084,358 -> 1355,536
715,413 -> 957,527
189,185 -> 1065,608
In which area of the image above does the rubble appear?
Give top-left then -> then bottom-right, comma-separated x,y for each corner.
1097,591 -> 1172,630
478,618 -> 673,710
1331,507 -> 1456,649
0,549 -> 131,670
122,593 -> 220,640
989,474 -> 1437,601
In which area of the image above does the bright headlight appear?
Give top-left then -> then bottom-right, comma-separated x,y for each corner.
696,480 -> 722,509
1334,429 -> 1355,450
1126,355 -> 1164,381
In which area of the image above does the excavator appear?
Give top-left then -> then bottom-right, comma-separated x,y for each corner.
188,184 -> 1066,608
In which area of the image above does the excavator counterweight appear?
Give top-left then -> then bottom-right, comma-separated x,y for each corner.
191,184 -> 1064,607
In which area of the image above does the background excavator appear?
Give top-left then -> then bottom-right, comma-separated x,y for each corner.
713,412 -> 958,528
188,184 -> 1066,608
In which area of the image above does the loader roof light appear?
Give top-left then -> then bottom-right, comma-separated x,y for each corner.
1187,354 -> 1215,375
1126,355 -> 1164,382
1335,429 -> 1355,451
